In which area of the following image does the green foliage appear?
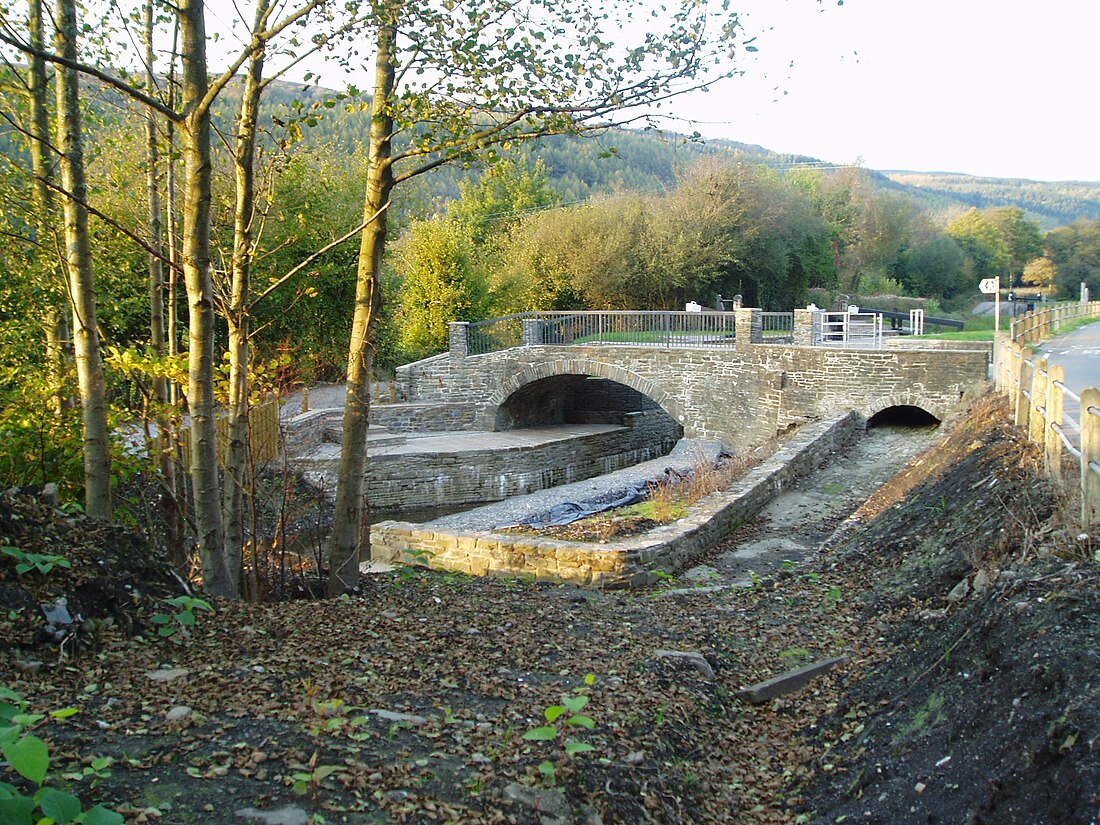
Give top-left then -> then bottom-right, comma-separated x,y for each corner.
1047,219 -> 1100,298
946,208 -> 1011,280
491,160 -> 835,313
247,148 -> 367,381
0,362 -> 85,499
392,216 -> 492,361
522,674 -> 598,785
985,207 -> 1044,281
447,155 -> 562,243
149,596 -> 214,644
1,546 -> 71,577
0,687 -> 122,825
896,234 -> 969,299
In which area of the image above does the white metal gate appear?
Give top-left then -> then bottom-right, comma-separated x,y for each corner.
812,311 -> 884,349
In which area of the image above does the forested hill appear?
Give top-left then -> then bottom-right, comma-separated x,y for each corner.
879,171 -> 1100,230
238,80 -> 1100,228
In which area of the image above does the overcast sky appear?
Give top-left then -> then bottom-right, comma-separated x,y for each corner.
204,0 -> 1096,182
681,0 -> 1098,182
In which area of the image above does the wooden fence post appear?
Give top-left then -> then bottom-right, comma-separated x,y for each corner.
1080,388 -> 1100,526
1046,364 -> 1065,486
1013,344 -> 1030,428
1029,357 -> 1047,444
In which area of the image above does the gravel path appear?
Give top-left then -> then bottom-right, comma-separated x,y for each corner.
279,383 -> 347,420
420,438 -> 725,531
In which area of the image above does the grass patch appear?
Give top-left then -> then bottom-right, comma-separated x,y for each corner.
619,499 -> 689,522
915,330 -> 996,341
504,442 -> 776,543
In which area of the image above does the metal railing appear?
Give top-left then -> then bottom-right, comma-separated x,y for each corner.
812,311 -> 884,349
994,302 -> 1100,528
467,310 -> 737,355
468,312 -> 527,355
761,312 -> 793,343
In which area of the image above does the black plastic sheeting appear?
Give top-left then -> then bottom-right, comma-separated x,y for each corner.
498,467 -> 689,529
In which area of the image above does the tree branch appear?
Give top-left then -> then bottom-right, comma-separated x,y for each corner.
249,201 -> 391,311
0,29 -> 179,120
33,176 -> 182,273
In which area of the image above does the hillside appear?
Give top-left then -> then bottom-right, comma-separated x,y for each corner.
238,80 -> 1100,227
3,71 -> 1097,229
880,170 -> 1100,229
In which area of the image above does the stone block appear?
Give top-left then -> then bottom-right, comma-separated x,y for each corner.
737,656 -> 847,704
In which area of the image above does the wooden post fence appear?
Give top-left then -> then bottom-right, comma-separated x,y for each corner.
174,397 -> 281,470
994,300 -> 1100,528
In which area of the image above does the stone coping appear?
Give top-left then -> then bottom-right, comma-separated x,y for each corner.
370,411 -> 861,588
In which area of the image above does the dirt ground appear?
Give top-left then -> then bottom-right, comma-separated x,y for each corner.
1,394 -> 1098,824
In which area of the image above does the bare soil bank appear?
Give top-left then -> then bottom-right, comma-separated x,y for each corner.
0,394 -> 1096,824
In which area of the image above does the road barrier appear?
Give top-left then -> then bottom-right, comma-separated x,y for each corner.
994,301 -> 1100,525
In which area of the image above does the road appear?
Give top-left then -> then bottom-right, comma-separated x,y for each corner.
1036,320 -> 1100,397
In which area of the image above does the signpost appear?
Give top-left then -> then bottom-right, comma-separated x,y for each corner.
980,277 -> 1001,334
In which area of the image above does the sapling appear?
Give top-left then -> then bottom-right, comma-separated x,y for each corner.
149,596 -> 214,643
522,673 -> 598,785
0,686 -> 122,824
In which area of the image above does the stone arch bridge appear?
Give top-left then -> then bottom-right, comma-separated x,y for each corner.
395,309 -> 991,449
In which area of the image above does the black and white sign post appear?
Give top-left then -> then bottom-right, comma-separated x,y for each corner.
980,277 -> 1001,334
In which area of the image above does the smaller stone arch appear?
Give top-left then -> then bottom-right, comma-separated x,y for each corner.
861,393 -> 946,427
478,358 -> 686,432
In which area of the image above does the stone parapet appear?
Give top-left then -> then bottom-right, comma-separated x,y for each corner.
793,309 -> 815,347
734,308 -> 763,348
448,321 -> 470,361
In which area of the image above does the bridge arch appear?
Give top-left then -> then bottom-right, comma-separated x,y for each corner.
860,393 -> 947,426
478,358 -> 687,432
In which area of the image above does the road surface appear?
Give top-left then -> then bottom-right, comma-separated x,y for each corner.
1036,320 -> 1100,397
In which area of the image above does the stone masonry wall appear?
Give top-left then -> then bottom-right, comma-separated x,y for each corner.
396,344 -> 988,449
370,412 -> 861,587
283,401 -> 485,454
359,410 -> 679,511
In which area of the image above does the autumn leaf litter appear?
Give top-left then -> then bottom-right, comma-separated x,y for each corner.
1,394 -> 1098,824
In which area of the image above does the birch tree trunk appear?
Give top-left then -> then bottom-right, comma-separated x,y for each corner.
28,0 -> 70,417
178,0 -> 230,595
54,0 -> 111,519
222,0 -> 270,599
145,1 -> 184,566
327,20 -> 396,595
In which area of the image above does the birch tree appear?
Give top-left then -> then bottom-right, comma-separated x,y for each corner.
1,0 -> 349,595
26,0 -> 70,418
327,0 -> 756,593
53,0 -> 112,518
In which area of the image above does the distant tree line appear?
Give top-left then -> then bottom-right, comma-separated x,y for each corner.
386,157 -> 1084,364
